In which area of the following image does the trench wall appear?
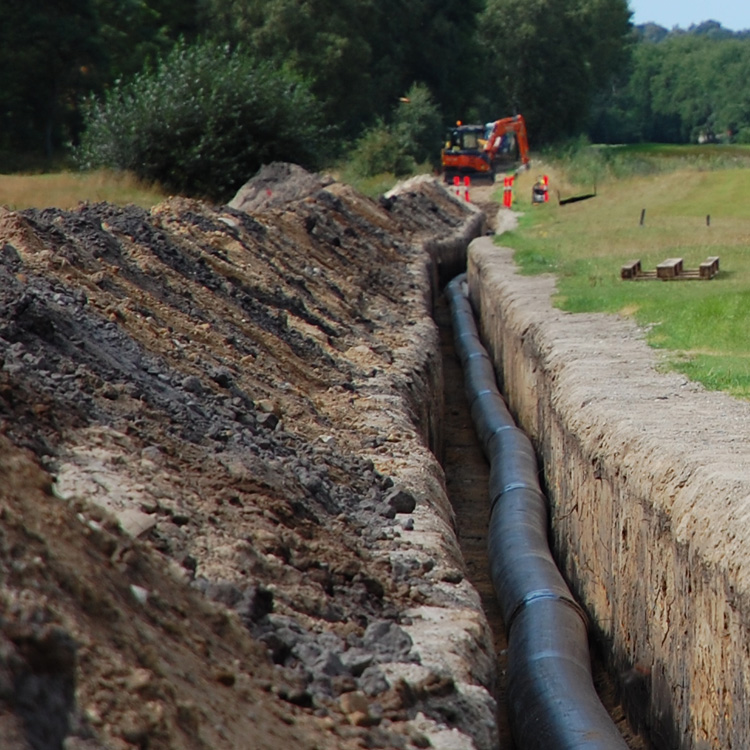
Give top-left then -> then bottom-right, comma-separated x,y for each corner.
353,194 -> 497,750
467,238 -> 750,750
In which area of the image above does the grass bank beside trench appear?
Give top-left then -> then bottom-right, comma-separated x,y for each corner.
499,161 -> 750,400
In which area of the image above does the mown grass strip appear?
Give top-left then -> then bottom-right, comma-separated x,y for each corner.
500,154 -> 750,399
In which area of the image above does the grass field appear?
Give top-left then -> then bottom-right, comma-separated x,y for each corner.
0,170 -> 165,210
499,149 -> 750,399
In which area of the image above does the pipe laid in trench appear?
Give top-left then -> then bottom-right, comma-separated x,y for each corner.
445,274 -> 628,750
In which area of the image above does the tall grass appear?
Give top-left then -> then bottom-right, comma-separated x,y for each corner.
0,170 -> 165,210
335,167 -> 402,199
541,138 -> 750,190
502,146 -> 750,399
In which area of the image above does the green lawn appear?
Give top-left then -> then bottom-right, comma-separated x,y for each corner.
502,158 -> 750,399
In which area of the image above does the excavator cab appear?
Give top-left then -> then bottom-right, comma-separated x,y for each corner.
442,123 -> 493,183
446,124 -> 485,152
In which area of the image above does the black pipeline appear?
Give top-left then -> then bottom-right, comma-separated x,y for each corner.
445,275 -> 628,750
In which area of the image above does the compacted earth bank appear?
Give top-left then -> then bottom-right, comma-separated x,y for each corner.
0,165 -> 496,750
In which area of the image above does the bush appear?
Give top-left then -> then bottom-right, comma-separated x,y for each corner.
346,83 -> 443,179
392,83 -> 444,167
77,41 -> 325,202
347,122 -> 417,178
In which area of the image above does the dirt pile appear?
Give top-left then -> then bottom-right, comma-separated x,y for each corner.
0,165 -> 492,749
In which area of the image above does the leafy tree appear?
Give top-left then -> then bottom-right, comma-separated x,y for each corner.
0,1 -> 104,161
589,37 -> 661,143
387,0 -> 485,122
479,0 -> 632,142
199,0 -> 382,139
392,83 -> 444,165
593,31 -> 750,144
198,0 -> 484,139
711,42 -> 750,141
348,123 -> 416,178
648,37 -> 709,141
637,22 -> 669,44
347,82 -> 444,177
77,41 -> 324,201
146,0 -> 204,40
689,20 -> 735,40
90,0 -> 202,80
0,1 -> 204,164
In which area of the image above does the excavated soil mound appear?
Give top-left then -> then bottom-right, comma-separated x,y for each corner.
229,163 -> 335,213
0,168 -> 490,750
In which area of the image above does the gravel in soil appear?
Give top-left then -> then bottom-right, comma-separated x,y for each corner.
0,165 -> 483,750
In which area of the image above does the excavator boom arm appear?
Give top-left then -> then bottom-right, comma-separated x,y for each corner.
484,115 -> 529,166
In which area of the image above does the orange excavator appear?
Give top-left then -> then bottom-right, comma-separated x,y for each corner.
441,114 -> 530,183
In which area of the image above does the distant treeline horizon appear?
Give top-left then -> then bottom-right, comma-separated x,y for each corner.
2,4 -> 748,183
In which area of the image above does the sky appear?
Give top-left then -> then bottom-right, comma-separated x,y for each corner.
628,0 -> 750,31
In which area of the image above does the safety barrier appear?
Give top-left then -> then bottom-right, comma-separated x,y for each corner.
445,274 -> 629,750
452,175 -> 472,202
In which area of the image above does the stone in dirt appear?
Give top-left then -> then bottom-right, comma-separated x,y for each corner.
0,165 -> 497,750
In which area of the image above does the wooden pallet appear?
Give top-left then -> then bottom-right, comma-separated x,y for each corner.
621,256 -> 719,281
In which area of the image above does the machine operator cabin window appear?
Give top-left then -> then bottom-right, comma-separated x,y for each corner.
462,131 -> 480,149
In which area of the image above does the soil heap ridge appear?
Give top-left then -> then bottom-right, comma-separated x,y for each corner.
0,166 -> 494,749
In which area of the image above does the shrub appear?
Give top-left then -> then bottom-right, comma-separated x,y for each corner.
77,41 -> 325,202
346,83 -> 443,179
392,83 -> 444,167
347,122 -> 417,178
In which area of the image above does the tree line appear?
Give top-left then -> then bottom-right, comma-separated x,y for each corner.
3,2 -> 747,200
592,21 -> 750,144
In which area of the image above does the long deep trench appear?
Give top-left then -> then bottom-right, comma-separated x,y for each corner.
435,286 -> 649,750
435,289 -> 515,747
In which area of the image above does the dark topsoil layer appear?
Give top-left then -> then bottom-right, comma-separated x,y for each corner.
0,165 -> 481,750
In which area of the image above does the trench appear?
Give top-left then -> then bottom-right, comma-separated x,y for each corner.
434,288 -> 515,747
432,263 -> 648,749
